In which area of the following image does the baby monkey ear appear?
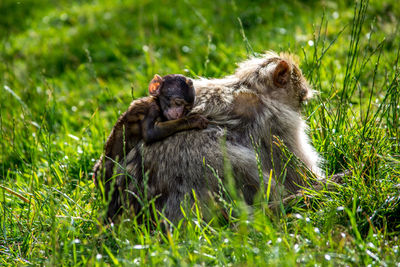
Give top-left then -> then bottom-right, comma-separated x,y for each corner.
149,74 -> 163,96
185,78 -> 193,87
273,60 -> 291,87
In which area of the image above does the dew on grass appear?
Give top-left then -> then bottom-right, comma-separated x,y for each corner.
278,28 -> 287,34
314,227 -> 320,234
96,254 -> 102,260
332,11 -> 339,19
296,256 -> 307,264
294,213 -> 303,219
133,245 -> 149,249
31,121 -> 40,128
366,249 -> 379,261
308,40 -> 314,47
182,46 -> 191,53
68,134 -> 79,141
193,250 -> 215,259
325,254 -> 331,261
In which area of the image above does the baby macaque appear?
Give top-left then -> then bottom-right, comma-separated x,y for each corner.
93,74 -> 208,197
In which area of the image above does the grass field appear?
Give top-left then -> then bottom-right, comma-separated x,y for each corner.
1,0 -> 399,265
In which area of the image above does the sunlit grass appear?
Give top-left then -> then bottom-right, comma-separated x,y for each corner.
1,0 -> 399,265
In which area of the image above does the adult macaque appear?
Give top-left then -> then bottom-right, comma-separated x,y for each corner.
104,52 -> 323,223
93,74 -> 208,218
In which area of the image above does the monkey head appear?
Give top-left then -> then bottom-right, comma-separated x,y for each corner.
235,52 -> 313,111
149,74 -> 195,120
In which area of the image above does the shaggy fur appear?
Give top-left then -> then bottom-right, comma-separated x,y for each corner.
104,51 -> 323,223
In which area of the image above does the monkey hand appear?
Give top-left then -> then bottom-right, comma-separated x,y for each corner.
185,114 -> 209,129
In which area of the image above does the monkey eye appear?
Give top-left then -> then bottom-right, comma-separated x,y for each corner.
173,98 -> 186,106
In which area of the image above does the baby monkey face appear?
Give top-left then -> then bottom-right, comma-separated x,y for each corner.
149,74 -> 196,120
161,96 -> 194,120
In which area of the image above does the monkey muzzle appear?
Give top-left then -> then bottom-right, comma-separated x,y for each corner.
164,106 -> 185,120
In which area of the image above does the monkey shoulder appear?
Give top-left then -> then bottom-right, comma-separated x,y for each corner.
232,89 -> 264,119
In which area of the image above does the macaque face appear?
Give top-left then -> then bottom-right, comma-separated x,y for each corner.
149,74 -> 195,120
159,94 -> 194,120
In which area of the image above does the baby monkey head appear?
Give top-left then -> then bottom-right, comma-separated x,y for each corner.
149,74 -> 195,120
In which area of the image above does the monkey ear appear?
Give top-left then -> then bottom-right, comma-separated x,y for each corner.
149,74 -> 163,96
273,60 -> 290,87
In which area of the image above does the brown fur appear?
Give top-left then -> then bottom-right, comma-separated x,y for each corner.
93,75 -> 208,221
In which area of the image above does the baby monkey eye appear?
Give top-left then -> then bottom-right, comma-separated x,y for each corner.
173,98 -> 186,106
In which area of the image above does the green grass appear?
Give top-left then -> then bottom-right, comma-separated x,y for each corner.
1,0 -> 399,265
